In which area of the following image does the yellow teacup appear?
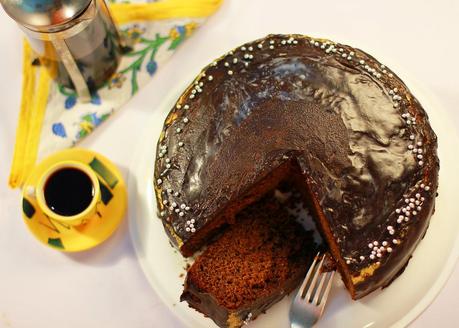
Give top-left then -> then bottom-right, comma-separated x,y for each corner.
35,161 -> 101,226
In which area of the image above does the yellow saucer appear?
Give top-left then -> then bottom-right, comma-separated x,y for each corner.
21,148 -> 127,252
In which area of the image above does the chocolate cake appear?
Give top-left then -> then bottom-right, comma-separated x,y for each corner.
154,34 -> 439,301
181,192 -> 316,328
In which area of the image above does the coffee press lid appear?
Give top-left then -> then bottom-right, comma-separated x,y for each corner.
1,0 -> 92,32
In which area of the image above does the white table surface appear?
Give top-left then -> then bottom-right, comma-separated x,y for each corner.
1,0 -> 458,327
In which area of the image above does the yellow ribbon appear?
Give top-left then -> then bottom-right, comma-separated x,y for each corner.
9,0 -> 222,188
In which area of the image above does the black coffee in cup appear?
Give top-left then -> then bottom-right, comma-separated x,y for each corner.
44,168 -> 95,216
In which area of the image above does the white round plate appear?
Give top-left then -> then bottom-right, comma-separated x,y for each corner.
128,69 -> 459,327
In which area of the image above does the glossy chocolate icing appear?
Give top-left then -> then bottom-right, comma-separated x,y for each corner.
154,34 -> 439,299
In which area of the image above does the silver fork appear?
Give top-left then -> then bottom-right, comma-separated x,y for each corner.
289,253 -> 335,328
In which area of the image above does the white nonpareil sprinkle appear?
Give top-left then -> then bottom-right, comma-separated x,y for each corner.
185,206 -> 190,211
183,117 -> 189,123
179,212 -> 184,217
176,128 -> 182,133
191,228 -> 196,233
174,192 -> 179,197
208,75 -> 213,81
228,70 -> 233,75
163,200 -> 168,205
360,256 -> 365,261
178,142 -> 184,147
387,247 -> 393,253
368,243 -> 374,248
180,204 -> 186,209
382,241 -> 388,246
346,260 -> 351,264
184,105 -> 190,110
224,62 -> 229,67
370,255 -> 375,260
172,202 -> 177,208
157,179 -> 162,185
269,45 -> 274,50
233,58 -> 238,64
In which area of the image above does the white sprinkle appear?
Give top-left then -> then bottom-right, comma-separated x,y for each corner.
389,230 -> 395,235
359,60 -> 365,65
424,186 -> 430,191
167,189 -> 172,193
374,241 -> 379,246
389,73 -> 393,77
269,45 -> 274,50
373,246 -> 379,251
408,145 -> 414,150
404,217 -> 409,222
179,212 -> 184,217
417,154 -> 423,160
162,200 -> 168,205
410,198 -> 415,203
191,228 -> 196,233
393,239 -> 399,244
417,206 -> 422,211
191,219 -> 195,224
183,117 -> 189,123
241,46 -> 247,50
174,192 -> 179,197
186,227 -> 190,232
189,94 -> 195,99
346,260 -> 351,264
227,70 -> 233,75
315,42 -> 320,47
257,43 -> 263,49
233,58 -> 238,64
178,142 -> 184,147
410,135 -> 415,140
397,217 -> 403,224
417,149 -> 423,154
377,253 -> 382,258
208,75 -> 213,81
293,40 -> 298,44
269,40 -> 275,45
158,153 -> 164,158
370,255 -> 375,260
396,209 -> 401,214
184,105 -> 190,110
176,128 -> 182,133
199,82 -> 204,87
248,46 -> 253,51
224,62 -> 229,67
405,199 -> 410,204
185,206 -> 190,211
172,202 -> 177,208
310,40 -> 315,44
165,164 -> 171,169
387,247 -> 393,253
176,104 -> 182,109
368,243 -> 374,248
244,53 -> 249,59
157,178 -> 162,185
281,40 -> 287,45
419,161 -> 424,166
382,241 -> 388,246
180,204 -> 186,209
412,211 -> 417,216
360,256 -> 365,261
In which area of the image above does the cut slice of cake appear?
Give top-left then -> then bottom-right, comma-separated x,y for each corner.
180,192 -> 316,328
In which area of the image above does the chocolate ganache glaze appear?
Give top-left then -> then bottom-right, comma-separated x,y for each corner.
154,34 -> 439,299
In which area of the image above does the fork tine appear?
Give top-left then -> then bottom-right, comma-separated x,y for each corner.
297,252 -> 320,300
304,254 -> 325,301
318,271 -> 335,313
312,268 -> 328,305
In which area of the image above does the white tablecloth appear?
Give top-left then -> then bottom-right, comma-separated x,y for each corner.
1,0 -> 458,327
